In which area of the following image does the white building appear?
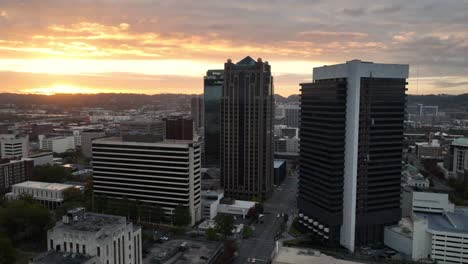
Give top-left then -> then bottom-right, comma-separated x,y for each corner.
385,188 -> 468,264
39,135 -> 75,153
402,164 -> 430,189
92,137 -> 202,226
217,199 -> 256,219
0,134 -> 29,158
5,181 -> 83,210
23,152 -> 54,166
201,190 -> 224,220
47,208 -> 142,264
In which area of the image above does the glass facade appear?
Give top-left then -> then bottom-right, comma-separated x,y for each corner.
203,70 -> 223,168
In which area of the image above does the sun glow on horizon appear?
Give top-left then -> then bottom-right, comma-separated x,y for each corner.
22,84 -> 99,95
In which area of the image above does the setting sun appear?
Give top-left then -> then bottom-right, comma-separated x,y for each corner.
22,84 -> 98,95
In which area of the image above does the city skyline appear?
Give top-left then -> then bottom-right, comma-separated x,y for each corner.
0,0 -> 467,96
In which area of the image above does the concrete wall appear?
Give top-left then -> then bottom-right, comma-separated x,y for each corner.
384,227 -> 413,256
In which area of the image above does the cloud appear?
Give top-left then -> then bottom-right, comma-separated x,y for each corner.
374,4 -> 402,14
431,81 -> 468,88
342,7 -> 366,16
0,0 -> 467,95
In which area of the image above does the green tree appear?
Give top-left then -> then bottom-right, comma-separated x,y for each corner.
0,234 -> 16,264
215,214 -> 234,239
0,199 -> 52,246
242,225 -> 253,239
206,227 -> 218,241
173,204 -> 191,226
32,165 -> 72,183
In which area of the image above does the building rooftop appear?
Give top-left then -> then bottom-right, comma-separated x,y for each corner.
274,159 -> 287,168
273,246 -> 363,264
13,181 -> 76,191
416,208 -> 468,234
31,250 -> 95,264
94,136 -> 196,146
55,211 -> 127,233
452,137 -> 468,147
236,56 -> 256,66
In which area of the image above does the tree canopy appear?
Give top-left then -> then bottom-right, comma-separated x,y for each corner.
215,214 -> 235,239
173,204 -> 191,226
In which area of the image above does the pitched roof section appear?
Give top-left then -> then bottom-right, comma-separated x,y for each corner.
236,56 -> 256,66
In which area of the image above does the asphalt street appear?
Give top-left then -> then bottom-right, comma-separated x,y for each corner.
234,174 -> 298,264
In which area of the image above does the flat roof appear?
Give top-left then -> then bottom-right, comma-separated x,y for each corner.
416,208 -> 468,234
312,60 -> 409,81
55,212 -> 127,233
31,251 -> 95,264
93,137 -> 196,146
273,246 -> 363,264
13,181 -> 76,191
452,137 -> 468,147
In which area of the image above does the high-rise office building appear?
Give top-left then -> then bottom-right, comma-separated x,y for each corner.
191,96 -> 204,133
204,69 -> 223,168
220,56 -> 274,200
298,60 -> 408,252
284,104 -> 300,128
92,137 -> 202,225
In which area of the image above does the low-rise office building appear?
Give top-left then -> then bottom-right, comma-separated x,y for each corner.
201,190 -> 224,220
47,208 -> 142,264
0,134 -> 29,159
30,250 -> 99,264
5,181 -> 83,210
0,159 -> 33,195
416,139 -> 444,160
23,152 -> 53,166
39,135 -> 75,154
216,198 -> 255,219
385,188 -> 468,264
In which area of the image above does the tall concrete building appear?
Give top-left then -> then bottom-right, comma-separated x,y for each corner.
81,129 -> 106,158
298,60 -> 408,252
203,69 -> 223,168
284,104 -> 300,128
191,96 -> 204,133
220,56 -> 274,200
92,137 -> 202,226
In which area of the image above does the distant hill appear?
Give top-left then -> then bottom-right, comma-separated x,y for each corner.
0,93 -> 466,111
407,94 -> 468,111
0,93 -> 197,109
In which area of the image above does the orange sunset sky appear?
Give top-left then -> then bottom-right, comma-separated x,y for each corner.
0,0 -> 467,96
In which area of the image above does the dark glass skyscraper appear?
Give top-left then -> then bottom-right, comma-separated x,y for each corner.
220,56 -> 274,200
203,69 -> 223,168
298,60 -> 408,252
